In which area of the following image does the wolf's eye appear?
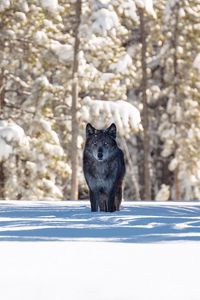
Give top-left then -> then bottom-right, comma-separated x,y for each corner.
104,142 -> 108,146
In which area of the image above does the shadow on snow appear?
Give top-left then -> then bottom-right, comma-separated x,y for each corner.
0,201 -> 200,243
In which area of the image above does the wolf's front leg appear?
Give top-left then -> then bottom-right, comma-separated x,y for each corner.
115,183 -> 123,211
89,190 -> 99,212
99,193 -> 107,212
108,188 -> 117,212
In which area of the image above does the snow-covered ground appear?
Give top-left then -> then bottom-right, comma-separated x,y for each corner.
0,200 -> 200,300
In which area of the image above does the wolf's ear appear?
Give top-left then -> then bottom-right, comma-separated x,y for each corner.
86,123 -> 95,138
106,123 -> 117,139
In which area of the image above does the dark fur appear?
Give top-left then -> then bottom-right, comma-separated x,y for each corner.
83,123 -> 125,212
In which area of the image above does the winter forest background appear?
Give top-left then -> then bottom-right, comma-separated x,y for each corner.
0,0 -> 200,201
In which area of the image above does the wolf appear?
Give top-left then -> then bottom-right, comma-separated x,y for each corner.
83,123 -> 126,212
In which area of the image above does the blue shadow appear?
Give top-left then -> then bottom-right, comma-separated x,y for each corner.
0,201 -> 200,243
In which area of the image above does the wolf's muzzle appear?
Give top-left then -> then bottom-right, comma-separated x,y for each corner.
98,153 -> 103,160
97,148 -> 103,160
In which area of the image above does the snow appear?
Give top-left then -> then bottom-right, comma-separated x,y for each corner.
31,119 -> 60,144
19,0 -> 29,13
165,0 -> 178,21
1,242 -> 200,300
0,137 -> 12,161
169,157 -> 178,171
0,201 -> 200,300
0,121 -> 28,161
179,7 -> 186,18
81,97 -> 142,135
42,179 -> 63,198
40,0 -> 59,12
0,121 -> 25,144
155,184 -> 170,201
1,200 -> 200,242
15,11 -> 27,22
110,53 -> 132,74
43,142 -> 64,156
0,0 -> 10,12
92,8 -> 119,35
50,41 -> 73,63
135,0 -> 156,18
34,30 -> 49,46
119,0 -> 138,22
193,53 -> 200,73
97,0 -> 111,5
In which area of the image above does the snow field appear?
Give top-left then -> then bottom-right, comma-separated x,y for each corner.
0,201 -> 200,300
0,242 -> 200,300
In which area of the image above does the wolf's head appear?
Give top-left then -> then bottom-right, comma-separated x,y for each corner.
85,123 -> 117,161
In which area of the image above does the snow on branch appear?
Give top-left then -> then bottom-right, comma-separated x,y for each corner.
0,138 -> 12,161
193,54 -> 200,74
92,8 -> 119,35
91,1 -> 156,36
135,0 -> 156,18
0,121 -> 26,145
42,178 -> 63,198
110,53 -> 132,74
0,121 -> 28,161
80,97 -> 142,136
30,119 -> 60,145
0,0 -> 10,12
40,0 -> 59,13
50,41 -> 74,64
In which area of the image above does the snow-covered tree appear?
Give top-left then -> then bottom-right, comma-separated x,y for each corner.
0,0 -> 73,199
157,0 -> 200,200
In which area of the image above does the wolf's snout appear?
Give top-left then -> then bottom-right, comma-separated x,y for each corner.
98,147 -> 103,160
98,152 -> 103,159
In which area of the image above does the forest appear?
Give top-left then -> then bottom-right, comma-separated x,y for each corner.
0,0 -> 200,201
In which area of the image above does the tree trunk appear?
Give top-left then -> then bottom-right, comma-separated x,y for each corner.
0,69 -> 5,199
0,68 -> 5,117
0,162 -> 5,200
172,2 -> 181,201
70,0 -> 82,200
121,138 -> 141,200
139,9 -> 151,200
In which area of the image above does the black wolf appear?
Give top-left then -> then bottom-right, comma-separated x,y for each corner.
83,123 -> 125,212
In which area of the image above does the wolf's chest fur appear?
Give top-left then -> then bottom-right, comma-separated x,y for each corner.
87,155 -> 117,178
83,154 -> 118,190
